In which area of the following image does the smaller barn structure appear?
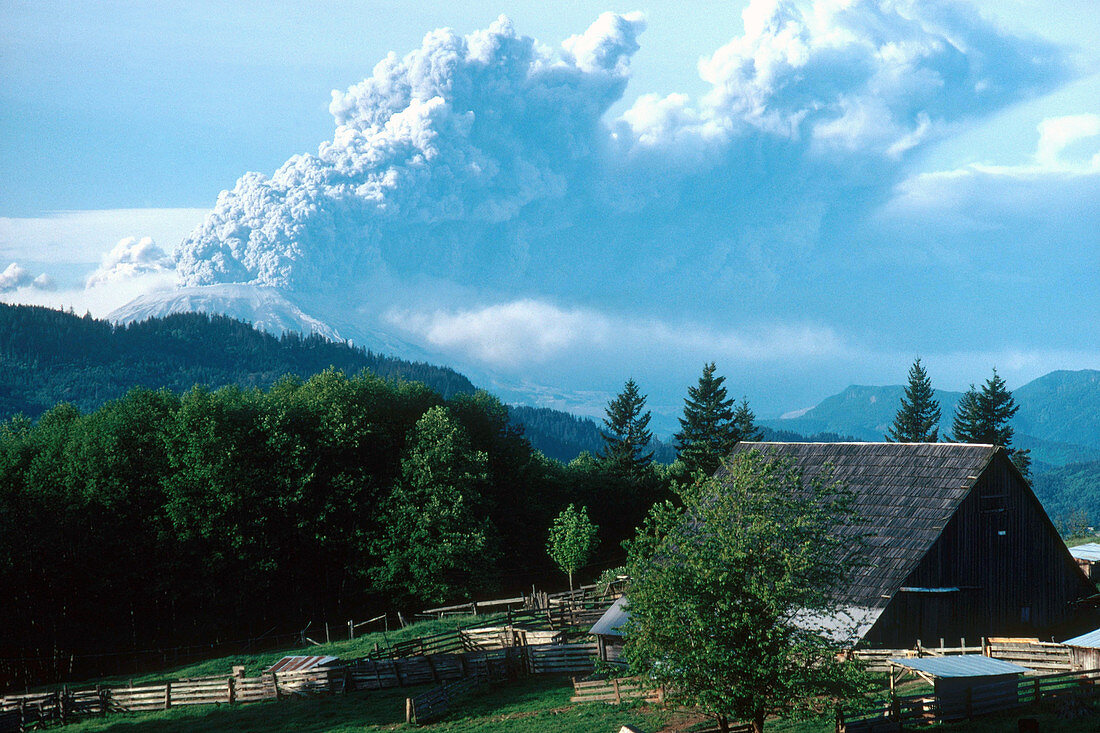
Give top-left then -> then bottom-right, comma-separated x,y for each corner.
1069,543 -> 1100,580
886,656 -> 1030,717
1061,627 -> 1100,669
590,596 -> 629,663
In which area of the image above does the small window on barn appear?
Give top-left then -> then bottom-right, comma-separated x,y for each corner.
1021,606 -> 1031,623
980,493 -> 1007,513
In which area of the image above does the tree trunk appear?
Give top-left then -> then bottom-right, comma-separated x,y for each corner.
752,711 -> 766,733
568,570 -> 574,593
717,714 -> 730,733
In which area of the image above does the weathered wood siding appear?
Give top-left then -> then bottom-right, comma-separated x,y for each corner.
864,452 -> 1094,647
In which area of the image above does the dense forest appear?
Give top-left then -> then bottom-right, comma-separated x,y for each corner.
0,303 -> 476,418
1032,460 -> 1100,528
0,371 -> 671,689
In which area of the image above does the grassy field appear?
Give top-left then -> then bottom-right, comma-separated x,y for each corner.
56,615 -> 484,689
47,672 -> 1100,732
55,675 -> 835,733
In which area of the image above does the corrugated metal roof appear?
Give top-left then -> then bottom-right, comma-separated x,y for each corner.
887,655 -> 1031,677
1062,628 -> 1100,648
265,655 -> 339,673
1069,543 -> 1100,562
590,596 -> 629,637
726,442 -> 999,608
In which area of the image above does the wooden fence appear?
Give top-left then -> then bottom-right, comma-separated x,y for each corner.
406,676 -> 482,724
852,637 -> 1074,673
841,667 -> 1100,731
570,676 -> 663,705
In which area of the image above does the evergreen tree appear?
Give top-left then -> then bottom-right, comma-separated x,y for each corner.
886,357 -> 941,443
675,363 -> 736,476
951,384 -> 981,443
951,369 -> 1031,478
731,398 -> 764,443
600,378 -> 653,472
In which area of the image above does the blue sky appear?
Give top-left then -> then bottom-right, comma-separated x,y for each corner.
2,0 -> 1098,426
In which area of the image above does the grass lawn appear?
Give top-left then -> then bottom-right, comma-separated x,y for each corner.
56,615 -> 485,689
55,675 -> 835,733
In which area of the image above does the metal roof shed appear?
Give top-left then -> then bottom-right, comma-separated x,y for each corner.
887,655 -> 1031,718
265,655 -> 340,673
1061,627 -> 1100,669
590,597 -> 629,662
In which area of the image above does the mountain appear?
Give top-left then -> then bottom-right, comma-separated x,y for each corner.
0,303 -> 477,419
0,303 -> 662,464
1031,460 -> 1100,526
1014,370 -> 1100,448
763,372 -> 1100,469
109,284 -> 438,363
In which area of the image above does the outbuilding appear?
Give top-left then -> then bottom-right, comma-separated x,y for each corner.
886,655 -> 1031,717
590,596 -> 629,663
1068,543 -> 1100,580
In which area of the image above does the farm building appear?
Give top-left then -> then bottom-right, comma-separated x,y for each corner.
722,442 -> 1096,648
1068,543 -> 1100,580
590,596 -> 628,663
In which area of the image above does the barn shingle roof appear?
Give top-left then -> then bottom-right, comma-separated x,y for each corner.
726,442 -> 998,608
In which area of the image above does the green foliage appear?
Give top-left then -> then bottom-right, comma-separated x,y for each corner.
886,358 -> 941,443
376,406 -> 497,606
732,398 -> 764,443
546,504 -> 599,590
624,451 -> 869,732
675,362 -> 737,476
600,378 -> 653,473
1033,460 -> 1100,530
0,304 -> 477,421
951,369 -> 1031,477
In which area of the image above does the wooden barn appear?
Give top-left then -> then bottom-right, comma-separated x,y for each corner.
724,442 -> 1095,648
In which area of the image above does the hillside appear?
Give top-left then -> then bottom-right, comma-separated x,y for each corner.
763,375 -> 1100,468
1032,460 -> 1100,527
0,303 -> 477,418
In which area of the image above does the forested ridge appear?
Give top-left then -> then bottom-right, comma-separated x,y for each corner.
0,303 -> 476,418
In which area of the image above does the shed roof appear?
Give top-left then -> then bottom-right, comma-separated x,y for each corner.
1062,628 -> 1100,648
265,655 -> 339,673
725,442 -> 999,608
590,597 -> 629,637
1069,543 -> 1100,563
887,655 -> 1031,678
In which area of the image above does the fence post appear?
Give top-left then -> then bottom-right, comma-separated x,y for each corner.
835,704 -> 845,733
97,685 -> 108,716
982,637 -> 990,657
613,678 -> 621,705
164,681 -> 171,710
405,697 -> 413,724
348,620 -> 354,641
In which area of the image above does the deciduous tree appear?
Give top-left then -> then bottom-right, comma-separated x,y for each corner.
624,451 -> 868,733
547,504 -> 599,591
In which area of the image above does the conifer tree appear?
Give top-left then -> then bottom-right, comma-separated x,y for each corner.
675,363 -> 736,476
951,384 -> 981,443
886,357 -> 941,442
731,398 -> 764,443
600,378 -> 653,472
951,369 -> 1031,478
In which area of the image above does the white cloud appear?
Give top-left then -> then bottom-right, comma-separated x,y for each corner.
0,262 -> 55,293
384,298 -> 848,370
85,236 -> 174,289
173,2 -> 1063,299
0,263 -> 32,292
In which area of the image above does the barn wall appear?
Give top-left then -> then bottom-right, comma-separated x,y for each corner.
864,452 -> 1095,647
